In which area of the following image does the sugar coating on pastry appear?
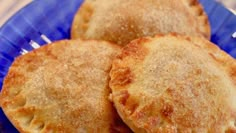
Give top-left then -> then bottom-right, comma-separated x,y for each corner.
0,39 -> 131,133
109,34 -> 236,132
71,0 -> 211,46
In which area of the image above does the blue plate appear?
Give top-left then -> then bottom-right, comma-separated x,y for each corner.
0,0 -> 235,132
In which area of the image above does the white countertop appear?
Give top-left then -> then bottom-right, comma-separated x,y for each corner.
0,0 -> 32,27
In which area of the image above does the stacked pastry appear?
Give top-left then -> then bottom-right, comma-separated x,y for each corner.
0,0 -> 235,132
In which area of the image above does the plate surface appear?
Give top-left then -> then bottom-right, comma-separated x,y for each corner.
0,0 -> 235,132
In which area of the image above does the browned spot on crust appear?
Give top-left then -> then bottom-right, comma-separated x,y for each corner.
161,104 -> 174,118
118,37 -> 149,60
117,90 -> 130,106
24,56 -> 44,72
225,127 -> 236,133
229,64 -> 236,85
125,100 -> 139,116
146,116 -> 161,128
110,67 -> 134,87
189,0 -> 198,6
209,52 -> 218,61
3,70 -> 26,90
189,0 -> 204,16
44,46 -> 58,60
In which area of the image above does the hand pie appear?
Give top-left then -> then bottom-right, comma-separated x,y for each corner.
109,34 -> 236,132
71,0 -> 211,46
0,40 -> 131,133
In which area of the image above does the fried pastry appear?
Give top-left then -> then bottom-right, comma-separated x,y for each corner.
110,34 -> 236,132
71,0 -> 211,46
0,39 -> 131,133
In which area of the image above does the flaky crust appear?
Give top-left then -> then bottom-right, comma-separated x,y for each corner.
71,0 -> 211,46
110,34 -> 236,133
0,39 -> 131,133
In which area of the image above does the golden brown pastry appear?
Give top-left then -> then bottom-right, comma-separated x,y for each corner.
71,0 -> 211,46
109,34 -> 236,132
0,39 -> 131,133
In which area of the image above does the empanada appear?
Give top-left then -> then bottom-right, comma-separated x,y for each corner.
71,0 -> 211,45
0,39 -> 131,133
110,34 -> 236,132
